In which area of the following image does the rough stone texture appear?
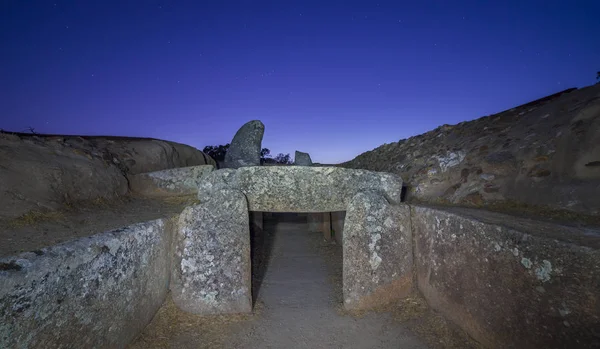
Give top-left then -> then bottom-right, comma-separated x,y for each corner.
306,213 -> 331,240
0,132 -> 214,220
250,211 -> 263,233
249,211 -> 268,303
224,120 -> 265,169
97,137 -> 216,175
128,165 -> 214,197
294,151 -> 313,166
340,84 -> 600,216
321,212 -> 332,240
198,167 -> 403,212
331,211 -> 346,245
343,192 -> 412,310
171,188 -> 252,315
307,213 -> 323,233
412,205 -> 600,349
0,218 -> 174,349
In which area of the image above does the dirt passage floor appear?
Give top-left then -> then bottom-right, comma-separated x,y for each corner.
129,213 -> 481,349
0,194 -> 197,258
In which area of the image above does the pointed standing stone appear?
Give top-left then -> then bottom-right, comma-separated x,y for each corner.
224,120 -> 265,169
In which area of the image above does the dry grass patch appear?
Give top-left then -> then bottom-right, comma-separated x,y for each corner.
128,296 -> 261,349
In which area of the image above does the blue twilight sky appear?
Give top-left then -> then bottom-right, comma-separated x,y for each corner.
1,1 -> 599,164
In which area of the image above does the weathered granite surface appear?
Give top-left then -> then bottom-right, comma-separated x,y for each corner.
197,167 -> 403,212
306,212 -> 332,240
307,213 -> 321,233
343,192 -> 412,310
249,211 -> 268,303
294,151 -> 313,166
128,164 -> 214,196
412,205 -> 600,349
171,188 -> 252,315
331,211 -> 346,245
0,131 -> 215,220
340,84 -> 600,217
0,218 -> 174,349
224,120 -> 265,169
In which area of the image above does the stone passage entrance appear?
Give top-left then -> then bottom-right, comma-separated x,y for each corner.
170,166 -> 413,315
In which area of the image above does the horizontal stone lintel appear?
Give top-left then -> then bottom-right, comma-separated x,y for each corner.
197,166 -> 404,212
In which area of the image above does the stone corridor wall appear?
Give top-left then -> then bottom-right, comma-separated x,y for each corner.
0,218 -> 177,349
1,163 -> 598,348
307,205 -> 600,348
412,205 -> 600,349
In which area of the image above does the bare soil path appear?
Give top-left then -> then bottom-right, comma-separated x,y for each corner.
130,213 -> 432,349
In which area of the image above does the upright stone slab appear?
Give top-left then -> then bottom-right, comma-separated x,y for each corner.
343,191 -> 412,310
224,120 -> 265,169
171,188 -> 251,314
307,213 -> 327,234
321,212 -> 332,240
294,151 -> 313,166
331,211 -> 346,245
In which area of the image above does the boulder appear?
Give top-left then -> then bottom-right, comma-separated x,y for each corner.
224,120 -> 265,169
0,132 -> 215,220
0,133 -> 129,220
339,84 -> 600,217
128,165 -> 214,197
294,151 -> 313,166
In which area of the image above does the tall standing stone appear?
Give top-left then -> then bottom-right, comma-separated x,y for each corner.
224,120 -> 265,169
294,151 -> 313,166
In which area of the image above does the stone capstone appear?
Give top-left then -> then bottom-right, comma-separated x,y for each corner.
197,166 -> 403,212
294,151 -> 313,166
128,165 -> 214,196
224,120 -> 265,169
171,188 -> 251,315
343,193 -> 412,310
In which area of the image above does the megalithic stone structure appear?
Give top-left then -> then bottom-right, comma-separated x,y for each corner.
171,187 -> 252,314
224,120 -> 265,169
173,166 -> 411,315
294,151 -> 313,166
343,191 -> 413,310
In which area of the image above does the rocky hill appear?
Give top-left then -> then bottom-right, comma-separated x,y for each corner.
340,84 -> 600,220
0,132 -> 215,220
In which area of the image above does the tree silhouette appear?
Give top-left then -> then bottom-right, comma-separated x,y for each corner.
202,143 -> 230,162
23,126 -> 38,134
273,153 -> 293,164
597,71 -> 600,81
203,144 -> 291,164
261,148 -> 270,158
